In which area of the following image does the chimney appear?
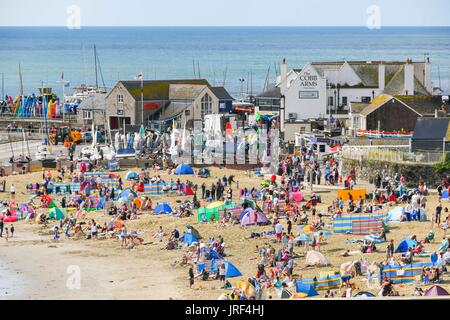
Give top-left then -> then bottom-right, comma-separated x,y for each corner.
424,57 -> 432,94
280,58 -> 288,95
404,58 -> 414,96
378,63 -> 385,91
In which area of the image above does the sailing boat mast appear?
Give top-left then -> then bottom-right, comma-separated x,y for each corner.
94,45 -> 98,90
19,63 -> 24,96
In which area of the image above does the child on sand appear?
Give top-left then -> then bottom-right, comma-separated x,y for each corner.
4,227 -> 9,242
10,224 -> 14,238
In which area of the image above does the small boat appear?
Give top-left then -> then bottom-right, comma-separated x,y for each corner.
115,148 -> 136,158
35,145 -> 57,161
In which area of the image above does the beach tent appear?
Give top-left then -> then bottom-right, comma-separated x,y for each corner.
48,207 -> 65,220
124,171 -> 138,180
222,261 -> 242,277
197,259 -> 242,278
242,199 -> 255,209
305,250 -> 331,267
119,189 -> 137,201
388,207 -> 405,222
183,225 -> 202,245
198,201 -> 225,222
424,285 -> 449,297
442,189 -> 449,200
240,208 -> 268,226
199,168 -> 210,177
295,282 -> 318,296
354,291 -> 376,297
183,233 -> 199,246
184,184 -> 194,196
153,202 -> 173,214
185,225 -> 201,239
395,237 -> 417,253
174,163 -> 194,175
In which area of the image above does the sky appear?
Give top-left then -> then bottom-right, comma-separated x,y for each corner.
0,0 -> 449,27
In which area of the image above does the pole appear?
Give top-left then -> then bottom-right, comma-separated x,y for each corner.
1,72 -> 4,98
94,45 -> 98,90
141,77 -> 144,127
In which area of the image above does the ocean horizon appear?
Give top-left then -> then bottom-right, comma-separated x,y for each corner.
1,26 -> 449,97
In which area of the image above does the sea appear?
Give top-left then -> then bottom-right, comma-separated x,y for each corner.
0,26 -> 450,98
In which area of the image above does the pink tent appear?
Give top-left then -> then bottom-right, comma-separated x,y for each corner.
289,192 -> 304,203
240,209 -> 269,226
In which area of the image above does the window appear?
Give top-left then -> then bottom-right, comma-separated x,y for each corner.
361,96 -> 371,103
328,96 -> 334,106
201,93 -> 212,118
117,94 -> 124,104
83,111 -> 93,120
299,91 -> 319,99
342,96 -> 348,106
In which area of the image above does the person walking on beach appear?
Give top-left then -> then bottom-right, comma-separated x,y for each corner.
219,263 -> 226,287
10,184 -> 15,200
435,201 -> 443,225
0,218 -> 3,237
188,266 -> 195,288
10,224 -> 14,238
4,227 -> 9,242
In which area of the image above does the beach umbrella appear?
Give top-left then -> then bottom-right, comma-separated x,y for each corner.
314,230 -> 332,237
302,225 -> 315,232
294,234 -> 312,242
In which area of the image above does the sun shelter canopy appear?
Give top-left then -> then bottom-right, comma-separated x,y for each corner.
124,171 -> 138,180
295,282 -> 318,296
305,250 -> 331,267
175,163 -> 194,175
424,285 -> 449,296
240,208 -> 268,226
48,207 -> 65,220
153,202 -> 173,214
395,237 -> 417,253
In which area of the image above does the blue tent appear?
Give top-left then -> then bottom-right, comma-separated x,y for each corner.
119,189 -> 137,200
153,202 -> 173,214
295,282 -> 318,296
175,163 -> 194,175
395,237 -> 417,253
124,171 -> 138,180
97,198 -> 105,209
183,233 -> 199,245
442,189 -> 449,200
223,261 -> 242,277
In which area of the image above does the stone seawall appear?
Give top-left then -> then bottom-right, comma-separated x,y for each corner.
342,158 -> 445,188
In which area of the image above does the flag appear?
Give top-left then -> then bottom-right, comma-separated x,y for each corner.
135,72 -> 143,80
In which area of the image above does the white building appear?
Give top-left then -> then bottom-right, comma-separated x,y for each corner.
277,58 -> 433,122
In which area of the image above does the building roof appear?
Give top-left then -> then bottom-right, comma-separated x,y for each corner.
168,84 -> 207,100
78,93 -> 107,110
395,95 -> 448,116
350,102 -> 370,114
412,118 -> 450,140
256,86 -> 281,98
118,79 -> 210,101
210,86 -> 234,100
357,94 -> 421,117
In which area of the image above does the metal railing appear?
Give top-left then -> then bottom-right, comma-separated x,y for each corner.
341,145 -> 446,164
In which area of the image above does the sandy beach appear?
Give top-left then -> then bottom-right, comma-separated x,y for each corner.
0,167 -> 449,300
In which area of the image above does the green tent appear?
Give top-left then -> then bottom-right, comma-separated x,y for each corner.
48,207 -> 65,220
242,199 -> 255,209
48,200 -> 58,208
